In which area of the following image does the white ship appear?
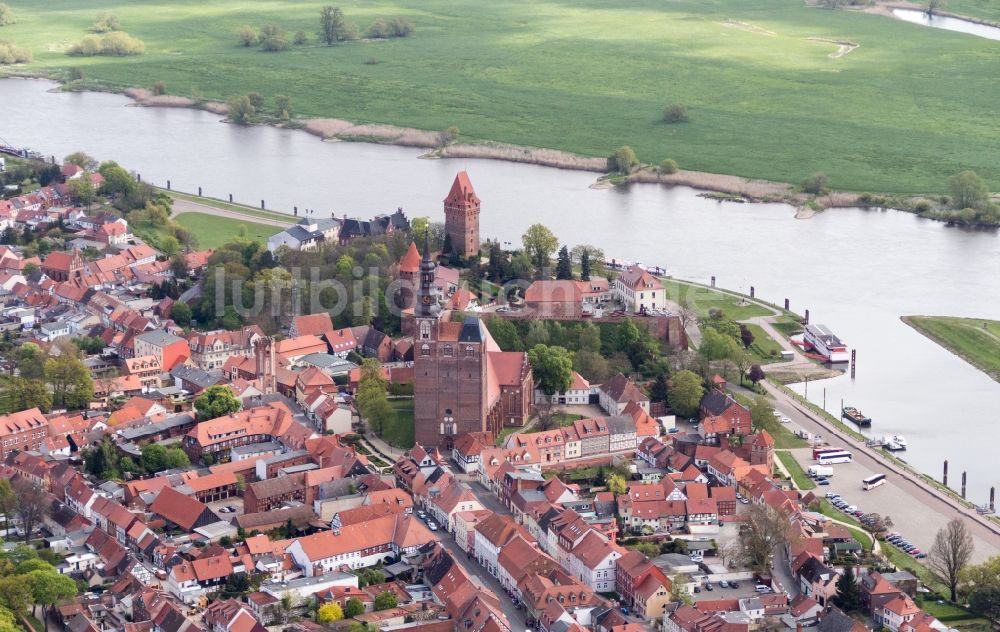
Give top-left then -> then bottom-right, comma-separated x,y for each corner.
803,324 -> 850,363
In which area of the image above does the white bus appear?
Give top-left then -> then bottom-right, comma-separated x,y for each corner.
862,473 -> 887,490
817,450 -> 853,465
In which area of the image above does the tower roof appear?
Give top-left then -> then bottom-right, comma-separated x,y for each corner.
444,171 -> 480,206
400,242 -> 421,274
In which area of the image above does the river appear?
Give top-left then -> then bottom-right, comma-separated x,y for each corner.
3,78 -> 1000,501
892,8 -> 1000,41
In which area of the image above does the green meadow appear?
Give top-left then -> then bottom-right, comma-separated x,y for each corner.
903,316 -> 1000,383
173,212 -> 282,249
2,0 -> 999,193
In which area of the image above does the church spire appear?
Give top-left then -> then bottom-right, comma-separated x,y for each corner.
416,234 -> 440,318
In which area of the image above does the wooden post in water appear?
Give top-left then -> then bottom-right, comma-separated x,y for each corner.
784,298 -> 790,310
851,349 -> 857,379
991,486 -> 995,513
261,199 -> 265,209
804,309 -> 810,324
229,194 -> 233,203
711,276 -> 716,288
166,180 -> 171,190
961,471 -> 967,499
943,460 -> 948,486
198,187 -> 202,197
750,286 -> 755,298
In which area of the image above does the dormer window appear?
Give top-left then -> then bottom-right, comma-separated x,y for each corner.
443,344 -> 453,357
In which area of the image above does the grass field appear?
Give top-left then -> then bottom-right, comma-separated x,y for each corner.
382,399 -> 415,449
166,190 -> 296,224
662,279 -> 773,321
173,212 -> 282,249
2,0 -> 999,193
776,450 -> 815,490
744,323 -> 785,364
903,316 -> 1000,382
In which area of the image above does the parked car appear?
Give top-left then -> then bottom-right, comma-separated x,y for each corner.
718,580 -> 729,588
780,416 -> 792,424
818,479 -> 831,486
729,581 -> 740,589
427,521 -> 439,531
704,583 -> 714,591
755,585 -> 772,593
690,554 -> 704,563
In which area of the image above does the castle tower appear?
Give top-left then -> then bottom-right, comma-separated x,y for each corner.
443,171 -> 480,259
397,241 -> 421,309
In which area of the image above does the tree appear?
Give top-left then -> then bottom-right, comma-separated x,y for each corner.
164,447 -> 190,469
259,24 -> 289,51
246,92 -> 265,110
927,0 -> 941,16
237,25 -> 258,47
608,146 -> 638,174
749,396 -> 774,432
4,377 -> 51,413
12,479 -> 48,543
374,591 -> 397,611
27,569 -> 76,627
739,324 -> 754,349
662,104 -> 688,123
170,301 -> 192,326
668,370 -> 704,418
737,503 -> 791,574
316,602 -> 343,623
0,3 -> 14,27
528,345 -> 573,397
579,249 -> 591,281
650,372 -> 669,403
801,173 -> 828,195
960,555 -> 1000,595
98,161 -> 137,198
0,577 -> 30,617
573,350 -> 609,383
522,224 -> 558,277
748,364 -> 766,386
833,565 -> 861,612
571,244 -> 605,279
152,80 -> 166,95
367,18 -> 390,39
226,95 -> 255,124
969,586 -> 1000,625
485,317 -> 521,351
67,177 -> 96,207
294,30 -> 308,45
555,246 -> 573,280
141,444 -> 168,473
44,353 -> 93,410
0,481 -> 12,536
319,6 -> 349,45
64,152 -> 97,170
949,170 -> 989,210
606,474 -> 627,495
275,94 -> 292,121
345,597 -> 365,618
928,518 -> 975,602
194,385 -> 242,420
700,327 -> 742,363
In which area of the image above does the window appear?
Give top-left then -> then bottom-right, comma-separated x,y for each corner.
443,345 -> 453,357
421,344 -> 430,356
465,345 -> 475,357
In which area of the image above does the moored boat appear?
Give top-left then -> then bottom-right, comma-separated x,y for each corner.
842,406 -> 872,426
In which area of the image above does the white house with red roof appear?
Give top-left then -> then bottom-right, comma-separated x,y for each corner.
613,265 -> 665,314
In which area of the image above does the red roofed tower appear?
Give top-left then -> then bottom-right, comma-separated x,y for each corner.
397,242 -> 422,309
443,171 -> 480,258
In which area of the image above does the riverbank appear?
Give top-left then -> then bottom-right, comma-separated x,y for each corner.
902,316 -> 1000,383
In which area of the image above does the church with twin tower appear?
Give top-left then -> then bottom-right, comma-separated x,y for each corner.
412,172 -> 533,449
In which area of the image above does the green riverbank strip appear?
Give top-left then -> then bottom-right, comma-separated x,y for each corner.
164,189 -> 297,224
5,0 -> 1000,193
776,450 -> 815,490
902,316 -> 1000,383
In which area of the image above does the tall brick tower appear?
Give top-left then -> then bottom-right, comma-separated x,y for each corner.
412,238 -> 489,449
443,171 -> 480,258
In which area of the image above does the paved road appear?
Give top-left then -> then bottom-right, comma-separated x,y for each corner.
766,383 -> 1000,564
437,534 -> 528,629
170,197 -> 296,228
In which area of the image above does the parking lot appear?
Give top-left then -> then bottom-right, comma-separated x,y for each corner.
207,497 -> 243,517
691,579 -> 767,602
784,446 -> 1000,564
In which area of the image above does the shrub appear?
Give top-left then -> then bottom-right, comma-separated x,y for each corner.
0,40 -> 31,64
152,80 -> 166,96
259,24 -> 289,51
293,30 -> 308,45
659,158 -> 679,174
0,3 -> 15,26
389,18 -> 413,37
440,126 -> 459,145
226,95 -> 255,124
367,18 -> 390,39
68,67 -> 83,81
662,103 -> 688,123
364,56 -> 380,65
90,12 -> 120,33
68,32 -> 145,56
608,146 -> 639,174
237,25 -> 257,47
913,200 -> 931,213
801,173 -> 828,195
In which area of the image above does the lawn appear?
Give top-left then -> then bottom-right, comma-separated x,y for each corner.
173,212 -> 283,249
743,323 -> 785,364
3,0 -> 1000,194
662,279 -> 772,321
381,399 -> 415,449
526,412 -> 584,433
903,316 -> 1000,383
776,450 -> 815,490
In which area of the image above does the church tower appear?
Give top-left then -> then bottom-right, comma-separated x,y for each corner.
443,171 -> 480,259
412,238 -> 489,449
